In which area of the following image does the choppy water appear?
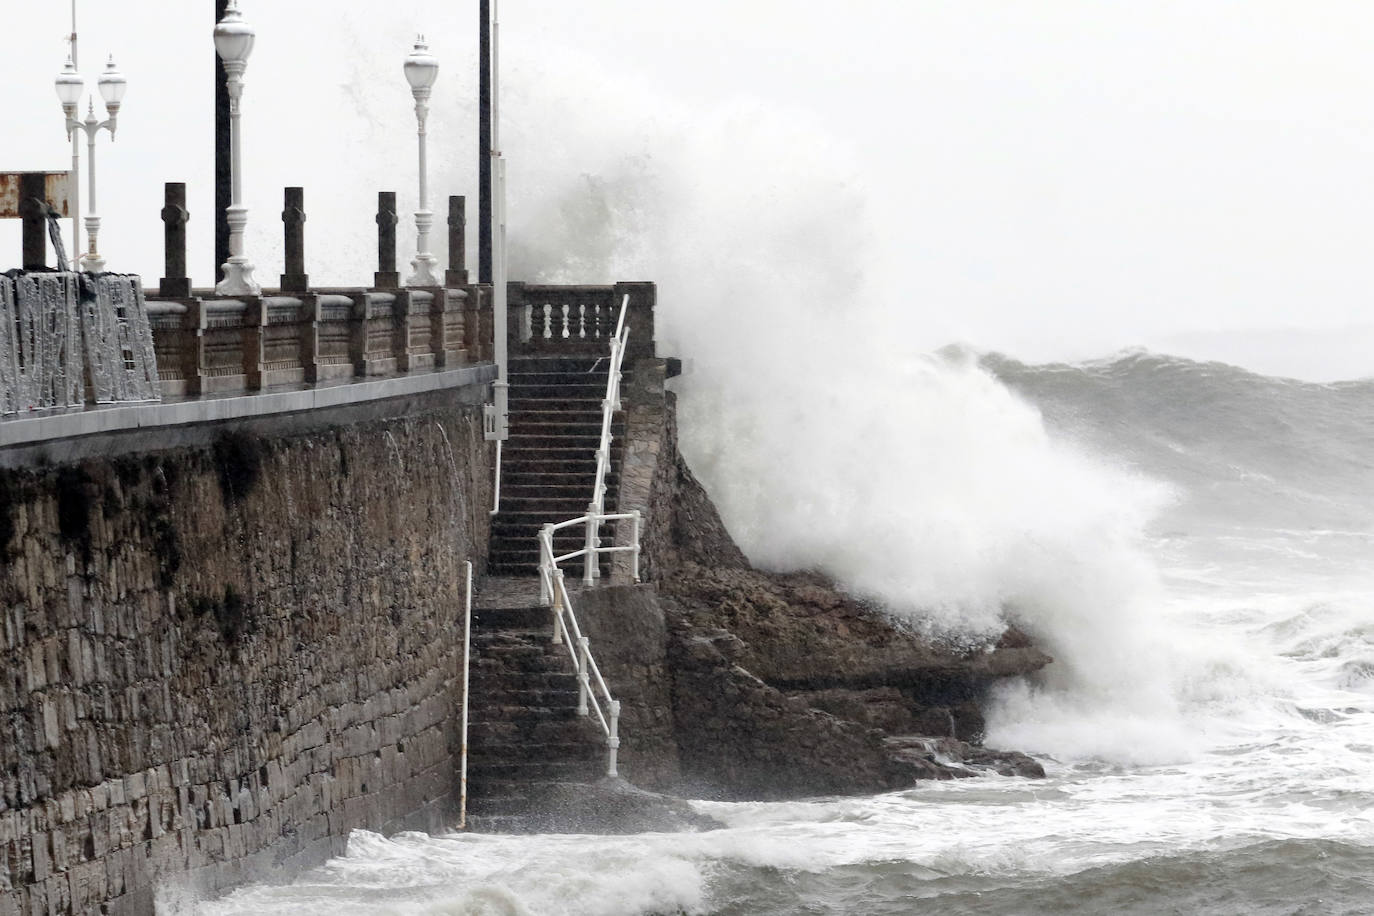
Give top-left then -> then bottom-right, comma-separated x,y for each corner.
187,353 -> 1374,915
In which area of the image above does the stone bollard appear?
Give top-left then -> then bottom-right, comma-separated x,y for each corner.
281,187 -> 309,293
19,172 -> 49,271
160,182 -> 192,297
374,191 -> 400,289
446,195 -> 469,287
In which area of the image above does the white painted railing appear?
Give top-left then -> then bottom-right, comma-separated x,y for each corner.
582,295 -> 631,584
531,294 -> 637,778
537,512 -> 641,777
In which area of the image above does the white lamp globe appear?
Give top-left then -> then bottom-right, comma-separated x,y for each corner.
404,35 -> 439,95
214,0 -> 256,66
55,56 -> 84,108
97,56 -> 127,112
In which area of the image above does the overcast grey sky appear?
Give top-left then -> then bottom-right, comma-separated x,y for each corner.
3,2 -> 1372,378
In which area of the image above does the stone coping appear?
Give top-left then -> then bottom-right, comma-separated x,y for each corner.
0,362 -> 497,448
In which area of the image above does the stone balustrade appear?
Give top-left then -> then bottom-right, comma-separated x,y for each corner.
508,281 -> 656,358
145,286 -> 491,399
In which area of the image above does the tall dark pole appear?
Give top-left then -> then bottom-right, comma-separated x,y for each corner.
478,0 -> 492,285
214,0 -> 231,284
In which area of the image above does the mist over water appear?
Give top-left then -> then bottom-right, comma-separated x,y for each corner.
181,23 -> 1374,916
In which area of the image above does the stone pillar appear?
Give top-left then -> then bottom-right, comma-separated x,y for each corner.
19,173 -> 48,271
160,182 -> 192,297
281,187 -> 309,292
614,281 -> 657,361
446,195 -> 469,287
375,191 -> 400,289
242,296 -> 266,390
462,285 -> 485,362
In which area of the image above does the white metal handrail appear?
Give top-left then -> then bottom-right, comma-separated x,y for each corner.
583,295 -> 631,584
536,511 -> 641,778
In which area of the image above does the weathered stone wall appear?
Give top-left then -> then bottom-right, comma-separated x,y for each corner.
570,585 -> 680,791
612,358 -> 747,586
0,390 -> 491,914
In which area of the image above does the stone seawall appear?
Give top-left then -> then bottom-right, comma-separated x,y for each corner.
0,387 -> 491,914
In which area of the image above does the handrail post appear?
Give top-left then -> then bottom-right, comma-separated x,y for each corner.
607,699 -> 621,778
583,505 -> 599,585
539,523 -> 553,605
631,509 -> 642,582
576,636 -> 591,716
552,566 -> 566,645
460,561 -> 472,829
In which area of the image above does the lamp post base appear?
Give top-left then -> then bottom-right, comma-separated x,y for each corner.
406,254 -> 441,287
216,258 -> 261,296
80,215 -> 105,273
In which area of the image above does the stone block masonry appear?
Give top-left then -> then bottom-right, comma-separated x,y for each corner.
0,387 -> 492,914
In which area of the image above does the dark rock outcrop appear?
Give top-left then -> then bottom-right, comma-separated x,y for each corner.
607,358 -> 1054,800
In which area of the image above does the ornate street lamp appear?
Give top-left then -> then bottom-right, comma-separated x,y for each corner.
404,35 -> 441,287
55,53 -> 126,272
214,0 -> 260,295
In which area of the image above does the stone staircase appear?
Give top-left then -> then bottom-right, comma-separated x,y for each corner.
489,355 -> 625,577
466,580 -> 606,823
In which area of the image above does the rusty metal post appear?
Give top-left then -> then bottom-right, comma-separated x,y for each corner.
160,182 -> 191,297
281,187 -> 308,292
375,191 -> 399,289
19,173 -> 48,271
446,195 -> 468,286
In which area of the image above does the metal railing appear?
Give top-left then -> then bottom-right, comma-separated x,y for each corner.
536,511 -> 641,778
530,293 -> 638,778
583,295 -> 631,583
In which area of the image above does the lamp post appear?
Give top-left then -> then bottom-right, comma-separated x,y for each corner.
55,54 -> 126,272
214,0 -> 260,296
404,35 -> 441,287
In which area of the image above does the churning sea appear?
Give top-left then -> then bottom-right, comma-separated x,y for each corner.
183,351 -> 1374,915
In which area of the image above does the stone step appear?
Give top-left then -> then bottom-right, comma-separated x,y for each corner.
506,433 -> 603,449
503,468 -> 618,482
499,491 -> 595,507
511,407 -> 612,421
498,497 -> 614,514
488,563 -> 609,579
509,397 -> 606,412
510,422 -> 622,440
466,758 -> 604,783
470,605 -> 550,629
468,718 -> 604,745
471,646 -> 568,669
509,368 -> 609,383
470,704 -> 586,723
490,520 -> 621,540
486,546 -> 613,569
500,483 -> 617,500
509,357 -> 608,373
470,687 -> 583,710
502,451 -> 608,467
468,671 -> 578,696
508,385 -> 607,400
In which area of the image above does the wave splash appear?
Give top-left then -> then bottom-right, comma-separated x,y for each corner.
468,46 -> 1194,764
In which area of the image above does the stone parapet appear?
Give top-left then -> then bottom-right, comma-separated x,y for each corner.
147,285 -> 491,400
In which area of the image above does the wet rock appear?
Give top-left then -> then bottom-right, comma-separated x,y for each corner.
472,777 -> 722,834
884,736 -> 1046,780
